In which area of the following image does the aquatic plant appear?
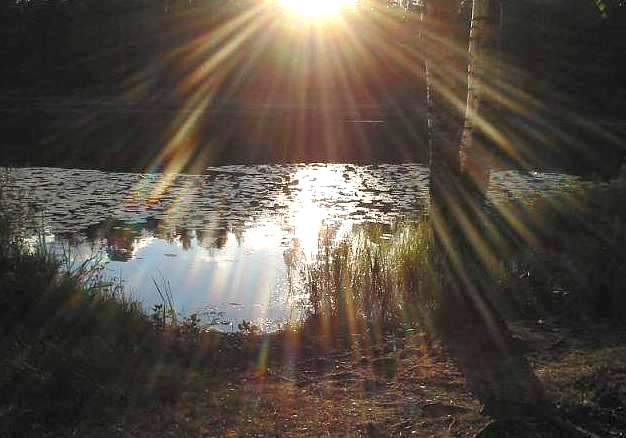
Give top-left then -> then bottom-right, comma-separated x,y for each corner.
288,218 -> 442,339
289,171 -> 626,343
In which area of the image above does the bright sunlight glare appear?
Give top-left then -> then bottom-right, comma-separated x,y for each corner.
278,0 -> 357,19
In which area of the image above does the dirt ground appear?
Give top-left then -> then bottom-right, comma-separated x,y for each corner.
71,319 -> 625,437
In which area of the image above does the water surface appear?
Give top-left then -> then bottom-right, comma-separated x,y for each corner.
2,163 -> 582,330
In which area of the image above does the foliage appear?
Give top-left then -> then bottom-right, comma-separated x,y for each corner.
238,320 -> 260,336
0,244 -> 152,434
289,220 -> 441,336
0,210 -> 221,435
593,0 -> 625,18
497,172 -> 626,321
290,172 -> 626,339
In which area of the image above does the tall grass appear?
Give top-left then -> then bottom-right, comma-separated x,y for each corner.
288,220 -> 442,338
0,178 -> 235,435
0,232 -> 152,433
496,171 -> 626,320
290,170 -> 626,341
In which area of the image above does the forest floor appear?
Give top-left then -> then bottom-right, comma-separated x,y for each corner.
62,320 -> 625,438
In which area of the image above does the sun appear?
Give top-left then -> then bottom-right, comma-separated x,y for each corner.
278,0 -> 357,19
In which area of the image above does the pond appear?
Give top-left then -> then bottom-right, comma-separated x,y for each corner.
1,163 -> 582,331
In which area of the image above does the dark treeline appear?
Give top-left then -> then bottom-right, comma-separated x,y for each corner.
498,0 -> 626,116
0,0 -> 624,172
0,0 -> 257,94
0,0 -> 423,99
450,0 -> 626,177
1,0 -> 623,104
0,0 -> 431,169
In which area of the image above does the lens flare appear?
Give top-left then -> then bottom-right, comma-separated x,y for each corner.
278,0 -> 357,19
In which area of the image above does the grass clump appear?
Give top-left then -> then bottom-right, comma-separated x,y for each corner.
290,171 -> 626,345
0,212 -> 239,435
0,238 -> 158,434
495,172 -> 626,321
288,220 -> 441,345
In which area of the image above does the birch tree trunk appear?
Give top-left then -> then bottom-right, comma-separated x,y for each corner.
460,0 -> 498,198
423,0 -> 547,417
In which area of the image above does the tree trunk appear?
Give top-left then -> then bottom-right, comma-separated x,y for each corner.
423,0 -> 547,417
460,0 -> 499,199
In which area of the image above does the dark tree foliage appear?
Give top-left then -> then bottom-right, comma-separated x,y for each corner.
0,0 -> 253,94
1,0 -> 623,103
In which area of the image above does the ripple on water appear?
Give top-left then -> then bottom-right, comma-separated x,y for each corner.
1,164 -> 582,330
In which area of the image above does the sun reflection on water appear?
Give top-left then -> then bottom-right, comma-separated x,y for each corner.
287,165 -> 363,257
2,163 -> 581,331
112,164 -> 373,330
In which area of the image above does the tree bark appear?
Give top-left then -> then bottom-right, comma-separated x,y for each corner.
460,0 -> 499,199
422,0 -> 547,417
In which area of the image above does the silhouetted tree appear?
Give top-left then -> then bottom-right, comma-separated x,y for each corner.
422,0 -> 547,419
422,0 -> 625,427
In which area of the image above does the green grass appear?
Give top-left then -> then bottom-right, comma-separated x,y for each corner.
1,239 -> 165,433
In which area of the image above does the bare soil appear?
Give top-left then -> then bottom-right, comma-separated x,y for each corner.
74,320 -> 625,437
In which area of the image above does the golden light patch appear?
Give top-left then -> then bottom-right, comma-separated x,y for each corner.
278,0 -> 357,20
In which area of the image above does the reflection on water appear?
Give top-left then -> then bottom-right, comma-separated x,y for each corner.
1,163 -> 582,330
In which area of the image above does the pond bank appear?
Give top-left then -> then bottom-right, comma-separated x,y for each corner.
2,168 -> 626,436
2,247 -> 624,437
1,234 -> 625,437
